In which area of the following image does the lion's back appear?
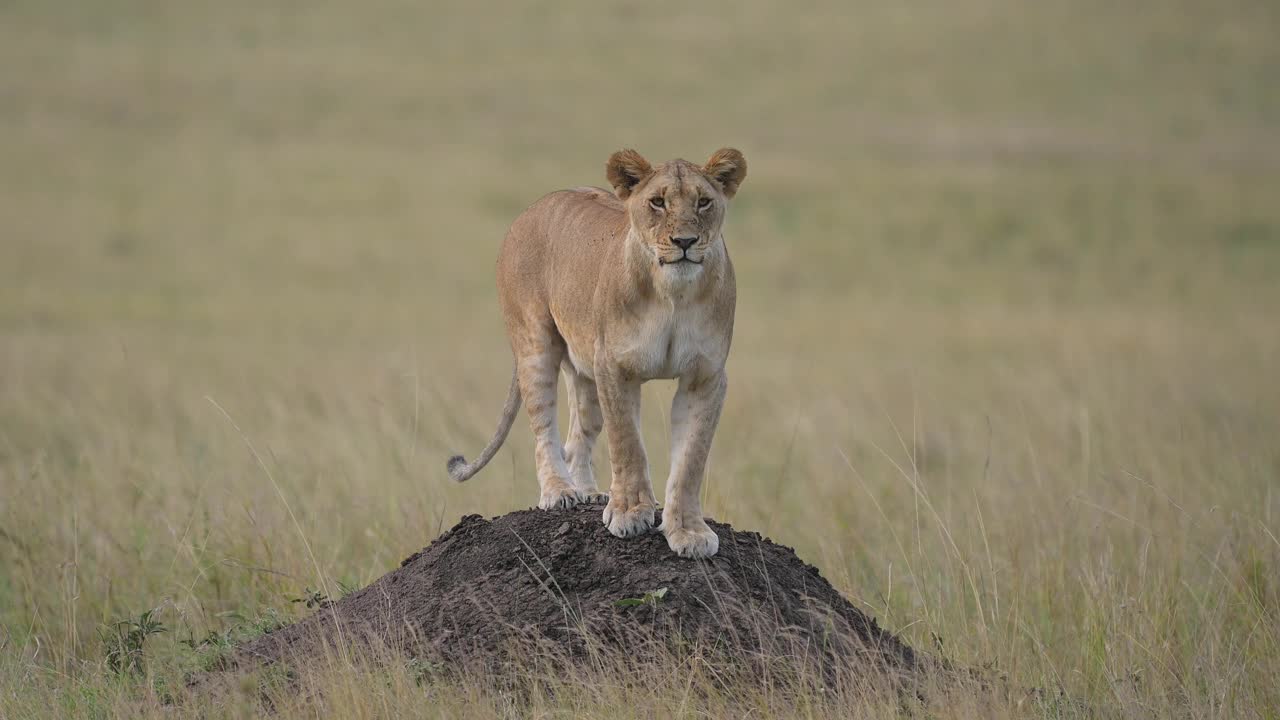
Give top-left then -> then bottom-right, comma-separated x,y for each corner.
496,187 -> 628,323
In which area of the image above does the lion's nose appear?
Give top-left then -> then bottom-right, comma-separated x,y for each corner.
671,236 -> 698,250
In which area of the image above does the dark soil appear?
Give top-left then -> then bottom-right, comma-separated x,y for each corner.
226,502 -> 920,685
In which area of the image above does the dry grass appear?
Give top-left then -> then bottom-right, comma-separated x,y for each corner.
2,0 -> 1279,717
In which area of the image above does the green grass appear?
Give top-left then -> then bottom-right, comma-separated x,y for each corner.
2,0 -> 1279,716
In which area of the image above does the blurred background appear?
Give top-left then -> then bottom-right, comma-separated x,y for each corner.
1,0 -> 1278,713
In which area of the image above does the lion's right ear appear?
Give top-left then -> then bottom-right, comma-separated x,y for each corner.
606,149 -> 653,200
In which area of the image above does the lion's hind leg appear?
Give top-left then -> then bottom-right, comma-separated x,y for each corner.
514,328 -> 578,511
562,362 -> 608,504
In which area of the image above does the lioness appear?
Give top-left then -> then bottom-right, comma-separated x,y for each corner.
447,148 -> 746,558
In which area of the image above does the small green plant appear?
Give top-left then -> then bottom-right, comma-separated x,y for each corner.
289,587 -> 332,610
99,608 -> 166,675
614,587 -> 669,608
180,627 -> 236,672
180,608 -> 290,673
231,607 -> 287,636
405,657 -> 446,686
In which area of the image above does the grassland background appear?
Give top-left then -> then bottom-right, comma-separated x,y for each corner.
1,0 -> 1279,716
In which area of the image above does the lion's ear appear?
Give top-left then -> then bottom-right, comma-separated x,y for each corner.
606,149 -> 653,200
703,148 -> 747,198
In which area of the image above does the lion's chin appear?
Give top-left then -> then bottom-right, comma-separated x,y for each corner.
653,258 -> 705,295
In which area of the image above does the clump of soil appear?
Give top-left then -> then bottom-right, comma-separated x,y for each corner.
228,503 -> 919,684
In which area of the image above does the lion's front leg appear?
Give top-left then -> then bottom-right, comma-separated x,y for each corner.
596,363 -> 657,538
661,370 -> 727,558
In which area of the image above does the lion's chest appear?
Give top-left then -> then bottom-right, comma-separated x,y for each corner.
608,301 -> 724,381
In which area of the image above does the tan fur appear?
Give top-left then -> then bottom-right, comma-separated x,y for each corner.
448,148 -> 746,558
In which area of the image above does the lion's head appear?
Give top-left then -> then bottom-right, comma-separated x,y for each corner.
605,148 -> 747,273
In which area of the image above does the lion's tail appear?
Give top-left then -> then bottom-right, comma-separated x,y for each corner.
447,370 -> 521,483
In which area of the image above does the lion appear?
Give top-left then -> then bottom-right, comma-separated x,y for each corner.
446,148 -> 746,558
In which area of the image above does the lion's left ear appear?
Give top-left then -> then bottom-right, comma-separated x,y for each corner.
703,148 -> 747,198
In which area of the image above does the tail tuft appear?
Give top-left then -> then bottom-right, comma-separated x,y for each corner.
447,455 -> 469,482
443,371 -> 521,485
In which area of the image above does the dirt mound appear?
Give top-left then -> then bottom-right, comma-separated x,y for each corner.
229,503 -> 919,683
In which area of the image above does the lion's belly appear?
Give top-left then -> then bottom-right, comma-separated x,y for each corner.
564,339 -> 595,379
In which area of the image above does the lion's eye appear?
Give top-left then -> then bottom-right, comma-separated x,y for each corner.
697,197 -> 713,210
649,196 -> 665,209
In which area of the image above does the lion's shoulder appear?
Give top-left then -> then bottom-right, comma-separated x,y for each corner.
565,186 -> 624,211
515,187 -> 627,240
518,187 -> 625,225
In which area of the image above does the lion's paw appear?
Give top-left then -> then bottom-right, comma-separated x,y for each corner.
662,523 -> 719,559
575,489 -> 610,505
538,482 -> 579,511
602,501 -> 656,538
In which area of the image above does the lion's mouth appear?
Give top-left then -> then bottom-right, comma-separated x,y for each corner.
659,255 -> 703,266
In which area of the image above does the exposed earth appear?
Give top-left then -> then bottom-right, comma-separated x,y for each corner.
224,502 -> 921,685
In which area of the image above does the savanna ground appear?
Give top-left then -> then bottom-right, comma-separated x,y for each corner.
2,0 -> 1279,717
